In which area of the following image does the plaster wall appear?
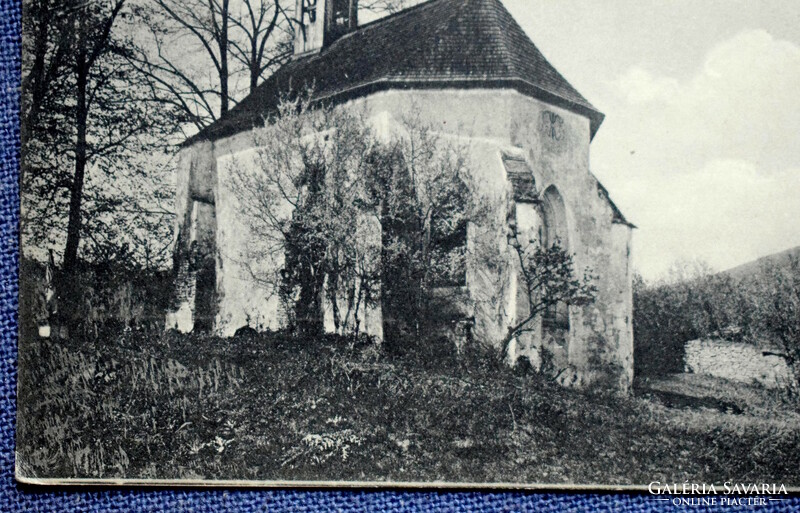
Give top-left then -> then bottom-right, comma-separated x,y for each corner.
214,148 -> 289,335
508,201 -> 544,368
351,89 -> 633,390
170,88 -> 633,390
167,141 -> 217,333
213,139 -> 384,339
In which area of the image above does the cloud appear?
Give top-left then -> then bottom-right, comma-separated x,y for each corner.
606,29 -> 800,174
612,68 -> 679,105
592,30 -> 800,279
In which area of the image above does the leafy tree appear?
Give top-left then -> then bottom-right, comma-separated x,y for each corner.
21,0 -> 186,344
22,0 -> 181,273
502,235 -> 597,354
21,0 -> 74,145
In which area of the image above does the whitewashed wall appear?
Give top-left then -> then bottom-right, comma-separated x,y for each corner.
172,88 -> 634,391
215,148 -> 289,335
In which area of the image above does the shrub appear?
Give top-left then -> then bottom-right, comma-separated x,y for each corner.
633,257 -> 800,389
19,257 -> 172,344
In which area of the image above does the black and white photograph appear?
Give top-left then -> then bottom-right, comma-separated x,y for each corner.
15,0 -> 800,488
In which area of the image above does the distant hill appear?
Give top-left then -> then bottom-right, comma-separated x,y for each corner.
721,246 -> 800,281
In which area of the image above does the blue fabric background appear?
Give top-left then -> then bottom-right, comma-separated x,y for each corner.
1,0 -> 798,510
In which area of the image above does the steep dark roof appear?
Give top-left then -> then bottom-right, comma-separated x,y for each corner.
596,181 -> 635,228
185,0 -> 604,146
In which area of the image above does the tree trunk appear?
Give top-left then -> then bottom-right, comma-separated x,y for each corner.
501,326 -> 518,359
249,41 -> 259,95
297,266 -> 325,337
219,0 -> 230,115
22,3 -> 51,142
63,51 -> 89,273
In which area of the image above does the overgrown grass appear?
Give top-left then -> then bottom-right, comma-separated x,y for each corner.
16,330 -> 800,485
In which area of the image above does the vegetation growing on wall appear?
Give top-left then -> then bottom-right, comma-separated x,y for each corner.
230,97 -> 472,348
502,236 -> 597,353
364,117 -> 470,351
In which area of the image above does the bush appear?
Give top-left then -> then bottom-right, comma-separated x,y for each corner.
633,257 -> 800,388
633,273 -> 696,376
19,257 -> 172,343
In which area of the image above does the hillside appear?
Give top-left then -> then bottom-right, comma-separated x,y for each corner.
16,330 -> 800,485
722,245 -> 800,281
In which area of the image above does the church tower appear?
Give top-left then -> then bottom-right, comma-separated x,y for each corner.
294,0 -> 359,56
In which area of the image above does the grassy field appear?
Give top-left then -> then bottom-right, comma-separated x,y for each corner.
16,330 -> 800,486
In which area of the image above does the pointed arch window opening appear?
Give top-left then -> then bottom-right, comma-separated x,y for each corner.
539,186 -> 570,334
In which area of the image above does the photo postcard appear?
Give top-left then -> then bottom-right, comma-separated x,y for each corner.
16,0 -> 800,494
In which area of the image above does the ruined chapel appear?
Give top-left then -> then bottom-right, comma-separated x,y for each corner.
168,0 -> 636,391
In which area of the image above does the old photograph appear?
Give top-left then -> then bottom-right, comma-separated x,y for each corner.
16,0 -> 800,487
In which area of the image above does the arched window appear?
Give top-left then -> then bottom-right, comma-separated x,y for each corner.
539,186 -> 570,332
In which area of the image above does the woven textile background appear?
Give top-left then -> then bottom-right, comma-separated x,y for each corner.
1,0 -> 798,510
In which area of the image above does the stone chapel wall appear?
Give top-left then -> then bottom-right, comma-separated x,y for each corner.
358,89 -> 633,391
168,88 -> 634,392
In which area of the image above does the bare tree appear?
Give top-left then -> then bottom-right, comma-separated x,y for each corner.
229,95 -> 376,336
21,0 -> 74,144
359,0 -> 414,16
130,0 -> 293,133
228,97 -> 472,341
62,0 -> 129,273
229,0 -> 293,95
130,0 -> 420,136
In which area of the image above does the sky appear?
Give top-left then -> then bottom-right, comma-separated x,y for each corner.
500,0 -> 800,280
